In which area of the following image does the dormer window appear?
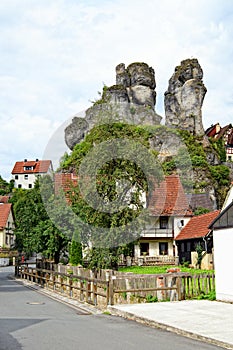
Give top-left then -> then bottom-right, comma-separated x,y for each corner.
24,166 -> 33,171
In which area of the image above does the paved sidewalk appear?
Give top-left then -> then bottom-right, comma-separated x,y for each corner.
108,300 -> 233,349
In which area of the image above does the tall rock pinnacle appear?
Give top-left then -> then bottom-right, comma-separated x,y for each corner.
65,62 -> 162,150
164,58 -> 206,135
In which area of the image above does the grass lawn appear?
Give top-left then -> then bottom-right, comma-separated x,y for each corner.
118,265 -> 214,275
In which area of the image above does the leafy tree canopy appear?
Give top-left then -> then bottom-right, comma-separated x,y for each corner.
10,177 -> 69,263
0,175 -> 14,195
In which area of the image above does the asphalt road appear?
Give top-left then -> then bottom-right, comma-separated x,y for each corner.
0,267 -> 225,350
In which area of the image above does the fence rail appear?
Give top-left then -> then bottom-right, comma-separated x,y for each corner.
15,264 -> 215,307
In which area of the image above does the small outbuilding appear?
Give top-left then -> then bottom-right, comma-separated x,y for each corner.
175,210 -> 219,268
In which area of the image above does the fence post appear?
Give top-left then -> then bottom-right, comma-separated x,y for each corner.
69,277 -> 73,297
80,279 -> 84,302
93,281 -> 97,306
177,276 -> 182,301
46,273 -> 49,288
85,280 -> 91,303
106,270 -> 114,306
60,276 -> 63,293
15,264 -> 19,277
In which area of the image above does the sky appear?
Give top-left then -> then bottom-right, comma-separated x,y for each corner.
1,0 -> 233,180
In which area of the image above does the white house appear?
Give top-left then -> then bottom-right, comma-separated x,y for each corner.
0,202 -> 15,249
11,159 -> 53,189
209,184 -> 233,302
134,175 -> 193,263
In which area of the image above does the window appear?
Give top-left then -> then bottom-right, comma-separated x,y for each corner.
180,219 -> 184,226
24,174 -> 28,180
159,242 -> 168,255
5,236 -> 9,245
15,175 -> 18,180
18,184 -> 22,188
187,242 -> 191,252
160,216 -> 168,229
140,243 -> 149,256
28,184 -> 32,189
24,166 -> 33,171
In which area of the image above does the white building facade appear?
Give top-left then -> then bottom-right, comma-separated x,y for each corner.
11,159 -> 53,189
210,196 -> 233,302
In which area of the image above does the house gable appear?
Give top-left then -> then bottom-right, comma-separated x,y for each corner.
209,201 -> 233,230
0,203 -> 12,230
0,203 -> 15,248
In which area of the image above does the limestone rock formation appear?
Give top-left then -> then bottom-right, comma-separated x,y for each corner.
164,58 -> 206,135
65,62 -> 162,150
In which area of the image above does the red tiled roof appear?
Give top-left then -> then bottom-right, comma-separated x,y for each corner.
217,125 -> 231,140
175,210 -> 220,241
205,124 -> 217,137
205,124 -> 231,140
0,203 -> 12,229
12,160 -> 52,174
148,175 -> 193,216
0,196 -> 10,204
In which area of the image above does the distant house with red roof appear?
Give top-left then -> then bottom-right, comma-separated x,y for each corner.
11,159 -> 53,189
134,175 -> 193,262
175,210 -> 220,265
205,123 -> 233,161
226,129 -> 233,161
0,202 -> 15,249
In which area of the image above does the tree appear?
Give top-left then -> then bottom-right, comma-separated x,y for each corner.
69,236 -> 83,266
11,177 -> 70,262
0,175 -> 14,195
194,207 -> 210,216
60,123 -> 163,269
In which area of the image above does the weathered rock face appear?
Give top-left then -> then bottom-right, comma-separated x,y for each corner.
116,62 -> 156,107
64,117 -> 88,151
65,62 -> 162,150
149,128 -> 185,162
164,58 -> 206,135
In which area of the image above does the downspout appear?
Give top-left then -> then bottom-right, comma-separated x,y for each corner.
203,236 -> 208,252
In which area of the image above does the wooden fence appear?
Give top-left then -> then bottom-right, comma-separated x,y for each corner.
15,264 -> 215,308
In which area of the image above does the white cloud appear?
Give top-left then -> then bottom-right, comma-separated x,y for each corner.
0,0 -> 233,179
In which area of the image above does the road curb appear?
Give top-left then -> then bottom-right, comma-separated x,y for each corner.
108,306 -> 233,350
